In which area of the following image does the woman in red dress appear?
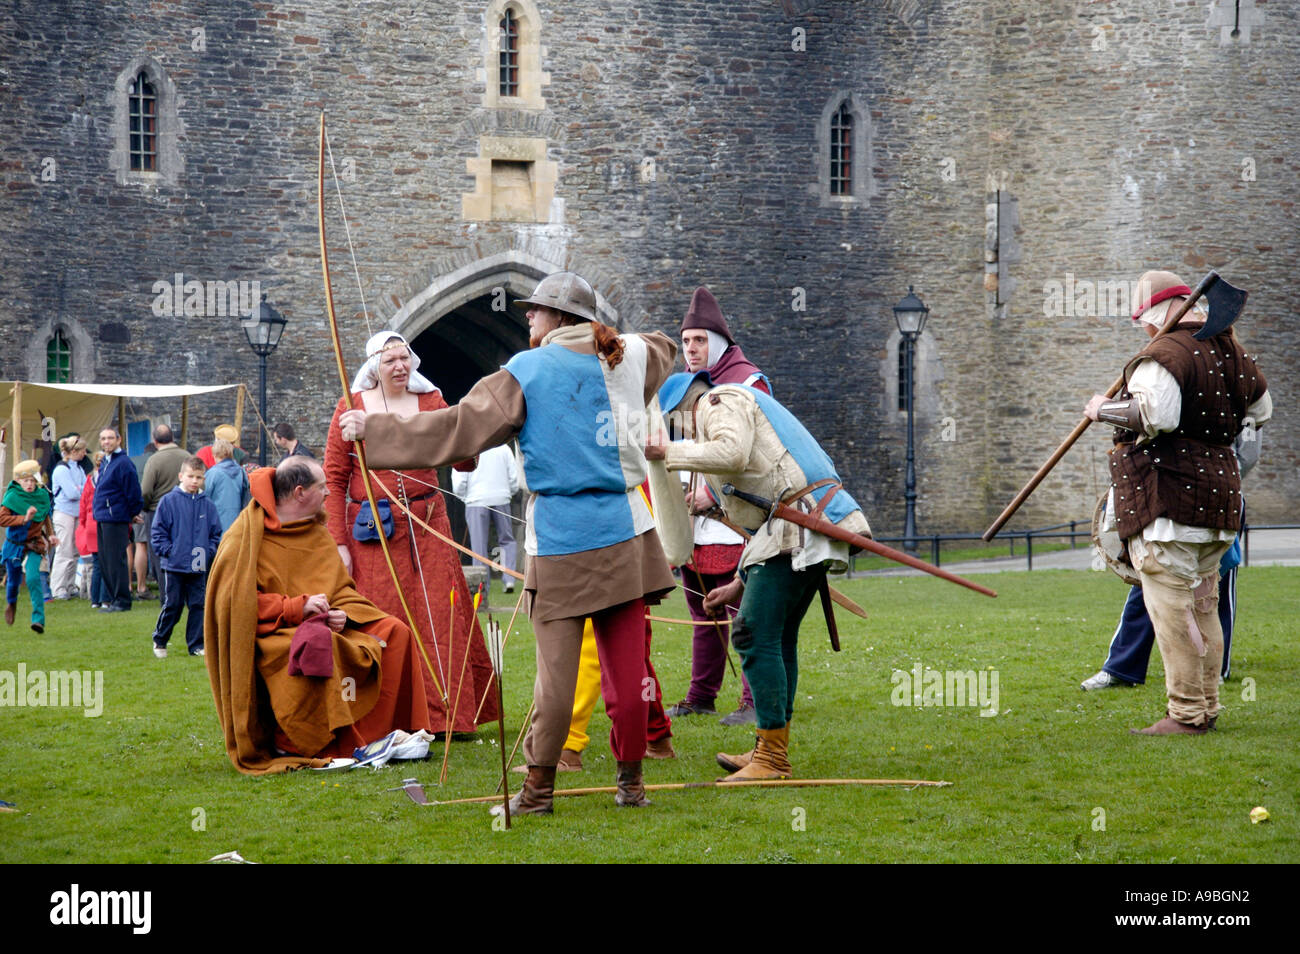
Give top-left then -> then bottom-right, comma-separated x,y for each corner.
325,332 -> 498,733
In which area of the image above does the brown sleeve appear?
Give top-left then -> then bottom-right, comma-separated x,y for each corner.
364,369 -> 526,471
641,332 -> 679,406
0,506 -> 24,528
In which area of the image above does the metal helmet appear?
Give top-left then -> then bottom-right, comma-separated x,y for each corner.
516,271 -> 597,322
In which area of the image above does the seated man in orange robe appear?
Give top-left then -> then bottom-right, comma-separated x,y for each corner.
205,456 -> 436,775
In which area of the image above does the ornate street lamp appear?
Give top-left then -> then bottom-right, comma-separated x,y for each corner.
893,286 -> 929,553
243,294 -> 287,466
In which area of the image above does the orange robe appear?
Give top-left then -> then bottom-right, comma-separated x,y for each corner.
205,468 -> 435,775
325,391 -> 499,732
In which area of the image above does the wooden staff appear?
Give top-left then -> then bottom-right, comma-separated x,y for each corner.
982,270 -> 1245,541
425,776 -> 953,807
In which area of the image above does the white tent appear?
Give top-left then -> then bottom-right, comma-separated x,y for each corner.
1,381 -> 244,476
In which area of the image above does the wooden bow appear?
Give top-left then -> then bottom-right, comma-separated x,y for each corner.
317,112 -> 446,700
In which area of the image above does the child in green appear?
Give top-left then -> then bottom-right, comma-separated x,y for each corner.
1,459 -> 58,633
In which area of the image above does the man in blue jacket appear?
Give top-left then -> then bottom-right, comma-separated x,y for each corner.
149,457 -> 222,657
93,428 -> 143,613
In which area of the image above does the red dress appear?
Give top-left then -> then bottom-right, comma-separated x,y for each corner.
325,392 -> 499,731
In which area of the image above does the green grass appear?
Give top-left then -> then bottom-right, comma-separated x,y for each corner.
1,568 -> 1296,863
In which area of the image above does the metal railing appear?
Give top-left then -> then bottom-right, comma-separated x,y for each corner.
848,521 -> 1299,575
848,520 -> 1091,575
1242,524 -> 1300,567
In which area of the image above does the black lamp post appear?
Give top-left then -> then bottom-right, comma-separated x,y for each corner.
243,294 -> 287,466
893,286 -> 929,554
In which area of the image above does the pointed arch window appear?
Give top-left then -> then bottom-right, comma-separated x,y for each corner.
47,330 -> 72,383
499,8 -> 520,96
128,72 -> 157,172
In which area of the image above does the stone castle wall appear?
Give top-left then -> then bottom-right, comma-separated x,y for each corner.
1,0 -> 1293,531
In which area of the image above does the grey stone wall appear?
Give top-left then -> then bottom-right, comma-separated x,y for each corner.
1,0 -> 1294,531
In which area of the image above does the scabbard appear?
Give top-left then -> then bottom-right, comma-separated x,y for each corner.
817,577 -> 840,652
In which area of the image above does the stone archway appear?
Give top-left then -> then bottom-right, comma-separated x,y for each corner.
382,249 -> 626,562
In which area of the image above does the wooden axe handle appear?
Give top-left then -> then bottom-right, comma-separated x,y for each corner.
981,271 -> 1220,542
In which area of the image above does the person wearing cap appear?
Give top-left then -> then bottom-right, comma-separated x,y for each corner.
668,286 -> 772,727
1,459 -> 59,632
1080,419 -> 1260,693
648,371 -> 871,780
92,427 -> 143,613
324,331 -> 499,739
1084,270 -> 1270,735
339,271 -> 678,816
197,425 -> 247,470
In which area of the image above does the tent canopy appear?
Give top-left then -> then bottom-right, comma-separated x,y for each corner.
2,381 -> 242,467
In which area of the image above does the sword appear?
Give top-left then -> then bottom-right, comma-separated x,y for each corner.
720,484 -> 997,599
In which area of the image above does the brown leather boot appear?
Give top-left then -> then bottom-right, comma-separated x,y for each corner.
715,743 -> 755,773
717,720 -> 789,772
1130,716 -> 1208,736
615,760 -> 650,807
719,725 -> 792,781
492,765 -> 556,817
4,603 -> 14,626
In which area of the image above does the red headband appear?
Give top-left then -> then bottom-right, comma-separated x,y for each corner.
1131,284 -> 1192,322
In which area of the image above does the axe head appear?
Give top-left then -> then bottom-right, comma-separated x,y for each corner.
403,781 -> 428,806
1194,274 -> 1247,339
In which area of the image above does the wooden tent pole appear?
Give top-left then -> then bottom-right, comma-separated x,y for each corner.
180,395 -> 190,449
11,382 -> 21,470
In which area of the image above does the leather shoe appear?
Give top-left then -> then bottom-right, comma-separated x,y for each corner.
665,699 -> 716,718
31,622 -> 44,634
4,603 -> 14,625
557,748 -> 583,771
645,737 -> 676,759
720,703 -> 756,726
1130,716 -> 1208,736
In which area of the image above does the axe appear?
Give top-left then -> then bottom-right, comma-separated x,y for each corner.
982,270 -> 1247,542
721,484 -> 997,598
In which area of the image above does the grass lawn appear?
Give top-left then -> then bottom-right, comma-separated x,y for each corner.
1,567 -> 1295,864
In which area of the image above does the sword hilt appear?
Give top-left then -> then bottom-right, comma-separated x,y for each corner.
721,484 -> 779,524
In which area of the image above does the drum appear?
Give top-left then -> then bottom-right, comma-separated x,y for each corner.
1091,491 -> 1140,586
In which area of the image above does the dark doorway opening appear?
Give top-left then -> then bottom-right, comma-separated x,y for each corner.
408,290 -> 528,566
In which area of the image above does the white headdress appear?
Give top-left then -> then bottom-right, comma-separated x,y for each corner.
350,331 -> 438,394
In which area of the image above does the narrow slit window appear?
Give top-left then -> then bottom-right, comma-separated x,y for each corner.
499,9 -> 520,97
47,331 -> 72,383
128,72 -> 157,172
830,102 -> 852,196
